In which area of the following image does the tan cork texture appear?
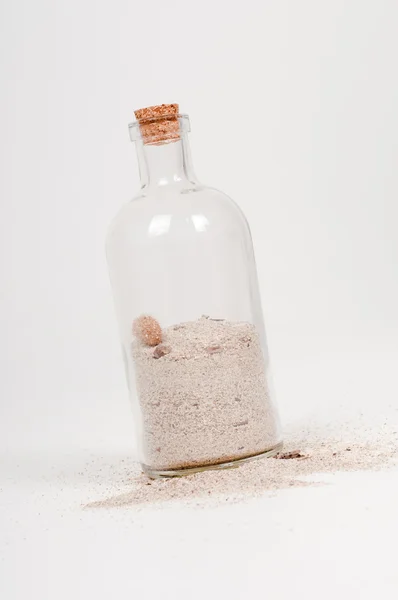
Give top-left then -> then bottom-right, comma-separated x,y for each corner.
134,103 -> 180,145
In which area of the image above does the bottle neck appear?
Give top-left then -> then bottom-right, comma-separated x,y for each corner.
135,134 -> 197,190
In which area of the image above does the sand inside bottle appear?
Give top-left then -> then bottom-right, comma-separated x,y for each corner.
131,316 -> 281,474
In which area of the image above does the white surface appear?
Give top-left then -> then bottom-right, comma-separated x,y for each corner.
2,466 -> 398,600
2,357 -> 398,599
2,0 -> 398,598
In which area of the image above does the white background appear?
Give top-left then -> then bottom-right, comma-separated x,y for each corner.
1,1 -> 398,598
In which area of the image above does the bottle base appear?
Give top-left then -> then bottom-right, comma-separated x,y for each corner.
142,441 -> 283,479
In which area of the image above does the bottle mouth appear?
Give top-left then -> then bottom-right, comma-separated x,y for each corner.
129,103 -> 190,145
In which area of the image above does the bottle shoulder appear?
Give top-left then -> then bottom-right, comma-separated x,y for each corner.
106,184 -> 251,247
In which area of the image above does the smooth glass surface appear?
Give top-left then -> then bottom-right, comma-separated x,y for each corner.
106,122 -> 282,473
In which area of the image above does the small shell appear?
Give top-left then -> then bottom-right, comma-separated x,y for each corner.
205,344 -> 222,354
133,315 -> 162,346
153,344 -> 171,359
274,450 -> 306,460
233,419 -> 249,428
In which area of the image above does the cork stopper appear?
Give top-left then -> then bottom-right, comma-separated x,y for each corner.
134,103 -> 180,146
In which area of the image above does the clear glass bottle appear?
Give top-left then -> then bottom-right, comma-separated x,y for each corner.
106,104 -> 282,477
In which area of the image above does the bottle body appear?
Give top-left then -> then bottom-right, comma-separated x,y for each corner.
106,106 -> 282,476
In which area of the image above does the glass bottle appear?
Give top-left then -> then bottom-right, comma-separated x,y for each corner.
106,103 -> 282,477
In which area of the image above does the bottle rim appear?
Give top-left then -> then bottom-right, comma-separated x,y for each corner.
128,114 -> 190,143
